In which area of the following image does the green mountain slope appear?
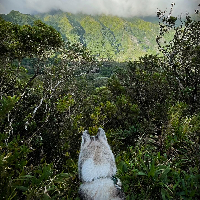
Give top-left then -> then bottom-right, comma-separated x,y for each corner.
1,10 -> 160,61
0,10 -> 36,26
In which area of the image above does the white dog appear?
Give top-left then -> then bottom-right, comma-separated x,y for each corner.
78,128 -> 125,200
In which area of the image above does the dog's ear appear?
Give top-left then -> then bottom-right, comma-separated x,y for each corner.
97,128 -> 107,141
82,130 -> 90,145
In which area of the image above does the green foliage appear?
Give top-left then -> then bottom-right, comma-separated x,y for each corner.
0,95 -> 19,122
0,10 -> 36,26
116,103 -> 200,199
14,163 -> 79,200
156,7 -> 200,113
0,17 -> 92,199
56,94 -> 75,113
1,10 -> 160,61
0,132 -> 79,199
0,4 -> 200,200
0,133 -> 30,199
107,55 -> 170,136
0,17 -> 63,60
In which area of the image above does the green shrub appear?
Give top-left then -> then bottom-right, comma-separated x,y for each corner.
116,103 -> 200,199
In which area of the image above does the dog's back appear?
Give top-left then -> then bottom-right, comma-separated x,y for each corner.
78,128 -> 125,200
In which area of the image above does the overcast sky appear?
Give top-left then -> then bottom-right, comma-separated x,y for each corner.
0,0 -> 199,17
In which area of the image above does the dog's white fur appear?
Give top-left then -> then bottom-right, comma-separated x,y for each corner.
79,179 -> 122,200
81,158 -> 113,182
78,128 -> 125,200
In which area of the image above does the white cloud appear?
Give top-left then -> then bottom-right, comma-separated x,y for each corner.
0,0 -> 199,17
0,3 -> 6,14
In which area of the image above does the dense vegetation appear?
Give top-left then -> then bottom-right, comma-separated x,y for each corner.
1,10 -> 161,61
0,5 -> 200,200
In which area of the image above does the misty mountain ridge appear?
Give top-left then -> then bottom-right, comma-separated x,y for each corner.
1,10 -> 161,61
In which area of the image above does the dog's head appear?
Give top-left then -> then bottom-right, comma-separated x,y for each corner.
81,128 -> 109,149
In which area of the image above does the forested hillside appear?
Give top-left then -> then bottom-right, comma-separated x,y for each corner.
1,10 -> 161,61
0,4 -> 200,200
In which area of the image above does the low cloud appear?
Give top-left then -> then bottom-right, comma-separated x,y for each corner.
1,0 -> 199,17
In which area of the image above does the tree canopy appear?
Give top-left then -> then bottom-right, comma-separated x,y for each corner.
0,4 -> 200,199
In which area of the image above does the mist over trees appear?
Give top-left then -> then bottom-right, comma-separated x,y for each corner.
0,4 -> 200,199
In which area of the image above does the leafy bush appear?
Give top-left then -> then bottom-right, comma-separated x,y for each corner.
0,133 -> 30,199
116,103 -> 200,199
0,4 -> 200,199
